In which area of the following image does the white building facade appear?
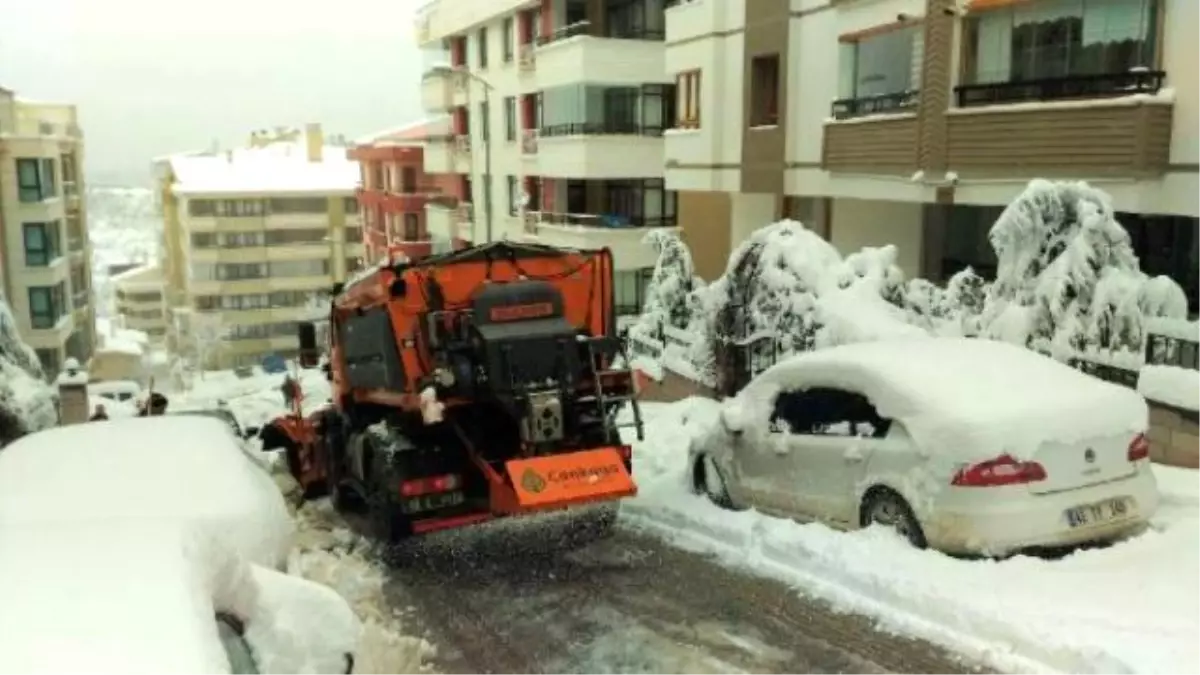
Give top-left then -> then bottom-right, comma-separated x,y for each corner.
416,0 -> 680,316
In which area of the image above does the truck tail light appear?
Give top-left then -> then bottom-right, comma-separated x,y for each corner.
400,474 -> 461,497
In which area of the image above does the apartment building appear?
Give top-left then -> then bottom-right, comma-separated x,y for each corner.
111,265 -> 167,340
0,86 -> 96,378
663,0 -> 1198,309
348,118 -> 461,262
154,124 -> 365,369
415,0 -> 678,315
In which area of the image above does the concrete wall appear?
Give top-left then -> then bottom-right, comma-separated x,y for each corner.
1148,402 -> 1199,469
829,197 -> 924,278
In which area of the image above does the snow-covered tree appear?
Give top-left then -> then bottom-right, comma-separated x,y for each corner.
693,221 -> 924,392
980,179 -> 1188,359
901,267 -> 990,336
0,296 -> 58,445
176,310 -> 232,375
636,229 -> 703,332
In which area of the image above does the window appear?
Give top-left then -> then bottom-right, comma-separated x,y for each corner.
965,0 -> 1158,85
28,284 -> 66,329
217,263 -> 267,280
674,70 -> 701,129
477,27 -> 489,68
770,388 -> 893,438
403,213 -> 420,241
506,176 -> 519,216
344,197 -> 359,214
23,221 -> 61,266
401,167 -> 417,193
503,17 -> 515,61
268,259 -> 330,277
749,55 -> 781,126
838,26 -> 921,102
188,199 -> 215,217
219,231 -> 266,248
268,197 -> 326,214
480,101 -> 490,142
40,159 -> 57,198
504,96 -> 517,141
265,228 -> 326,245
614,269 -> 653,316
346,225 -> 363,243
214,200 -> 267,217
229,324 -> 271,341
16,158 -> 53,203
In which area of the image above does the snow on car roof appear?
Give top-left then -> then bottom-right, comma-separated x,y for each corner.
748,337 -> 1147,462
0,522 -> 231,674
0,415 -> 293,569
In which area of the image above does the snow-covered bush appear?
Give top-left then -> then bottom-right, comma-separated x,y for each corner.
981,179 -> 1187,359
636,229 -> 704,332
0,297 -> 58,444
691,221 -> 926,391
901,267 -> 991,336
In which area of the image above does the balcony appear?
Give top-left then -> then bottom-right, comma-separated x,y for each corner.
535,21 -> 667,89
535,123 -> 665,179
425,198 -> 459,242
518,43 -> 536,74
822,111 -> 918,175
187,246 -> 270,264
520,211 -> 675,270
665,0 -> 723,46
357,187 -> 430,213
423,134 -> 471,174
420,68 -> 467,113
830,90 -> 920,121
414,0 -> 533,47
521,129 -> 538,158
947,71 -> 1174,179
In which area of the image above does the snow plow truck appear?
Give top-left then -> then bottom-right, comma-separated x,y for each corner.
259,241 -> 644,542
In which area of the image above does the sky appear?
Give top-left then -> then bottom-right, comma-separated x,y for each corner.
0,0 -> 431,186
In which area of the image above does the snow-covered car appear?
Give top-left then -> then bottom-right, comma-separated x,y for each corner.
0,416 -> 361,673
688,337 -> 1159,556
0,523 -> 359,674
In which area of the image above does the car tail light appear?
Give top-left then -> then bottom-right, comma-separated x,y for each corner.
1127,433 -> 1150,462
951,454 -> 1047,488
400,474 -> 461,497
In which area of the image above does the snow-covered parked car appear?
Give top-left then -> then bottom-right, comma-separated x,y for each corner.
688,337 -> 1159,556
0,415 -> 361,673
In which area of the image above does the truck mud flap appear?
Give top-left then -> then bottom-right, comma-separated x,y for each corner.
504,447 -> 637,512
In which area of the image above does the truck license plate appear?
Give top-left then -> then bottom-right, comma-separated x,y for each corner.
1065,497 -> 1130,528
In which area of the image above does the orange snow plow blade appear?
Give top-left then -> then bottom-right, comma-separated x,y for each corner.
505,448 -> 637,510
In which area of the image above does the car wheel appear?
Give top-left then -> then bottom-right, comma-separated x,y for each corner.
861,488 -> 927,549
695,454 -> 737,509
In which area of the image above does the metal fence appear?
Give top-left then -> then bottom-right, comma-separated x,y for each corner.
626,317 -> 1199,395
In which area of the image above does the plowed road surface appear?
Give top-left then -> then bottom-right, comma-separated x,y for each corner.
370,511 -> 988,674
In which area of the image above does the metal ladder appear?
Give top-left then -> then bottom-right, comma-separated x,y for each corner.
581,335 -> 645,444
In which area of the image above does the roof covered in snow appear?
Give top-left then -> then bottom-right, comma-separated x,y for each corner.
354,116 -> 444,146
743,337 -> 1147,462
166,137 -> 359,197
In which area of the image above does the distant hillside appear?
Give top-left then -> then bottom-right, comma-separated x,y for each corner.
87,186 -> 163,318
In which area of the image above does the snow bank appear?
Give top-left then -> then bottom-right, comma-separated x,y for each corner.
1138,365 -> 1199,412
622,401 -> 1200,675
0,415 -> 294,570
741,337 -> 1147,464
289,501 -> 438,674
173,367 -> 332,432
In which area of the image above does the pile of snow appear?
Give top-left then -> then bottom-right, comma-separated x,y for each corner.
166,135 -> 359,195
1138,365 -> 1199,412
621,401 -> 1200,674
289,501 -> 438,674
172,366 -> 332,432
0,295 -> 58,443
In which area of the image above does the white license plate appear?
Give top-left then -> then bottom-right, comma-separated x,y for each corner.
1065,497 -> 1130,528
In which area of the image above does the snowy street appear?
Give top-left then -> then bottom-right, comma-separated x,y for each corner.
295,500 -> 980,674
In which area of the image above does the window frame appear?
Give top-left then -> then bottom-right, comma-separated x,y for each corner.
16,158 -> 44,203
769,387 -> 893,439
674,70 -> 701,129
23,222 -> 58,266
502,16 -> 515,62
477,26 -> 489,68
749,54 -> 781,127
504,96 -> 517,141
403,213 -> 420,241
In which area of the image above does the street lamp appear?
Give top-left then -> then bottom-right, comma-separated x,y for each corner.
429,65 -> 496,244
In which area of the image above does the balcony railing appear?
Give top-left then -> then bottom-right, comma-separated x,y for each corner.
539,122 -> 664,138
830,90 -> 920,120
526,211 -> 676,231
522,129 -> 538,155
954,70 -> 1167,108
536,20 -> 664,46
